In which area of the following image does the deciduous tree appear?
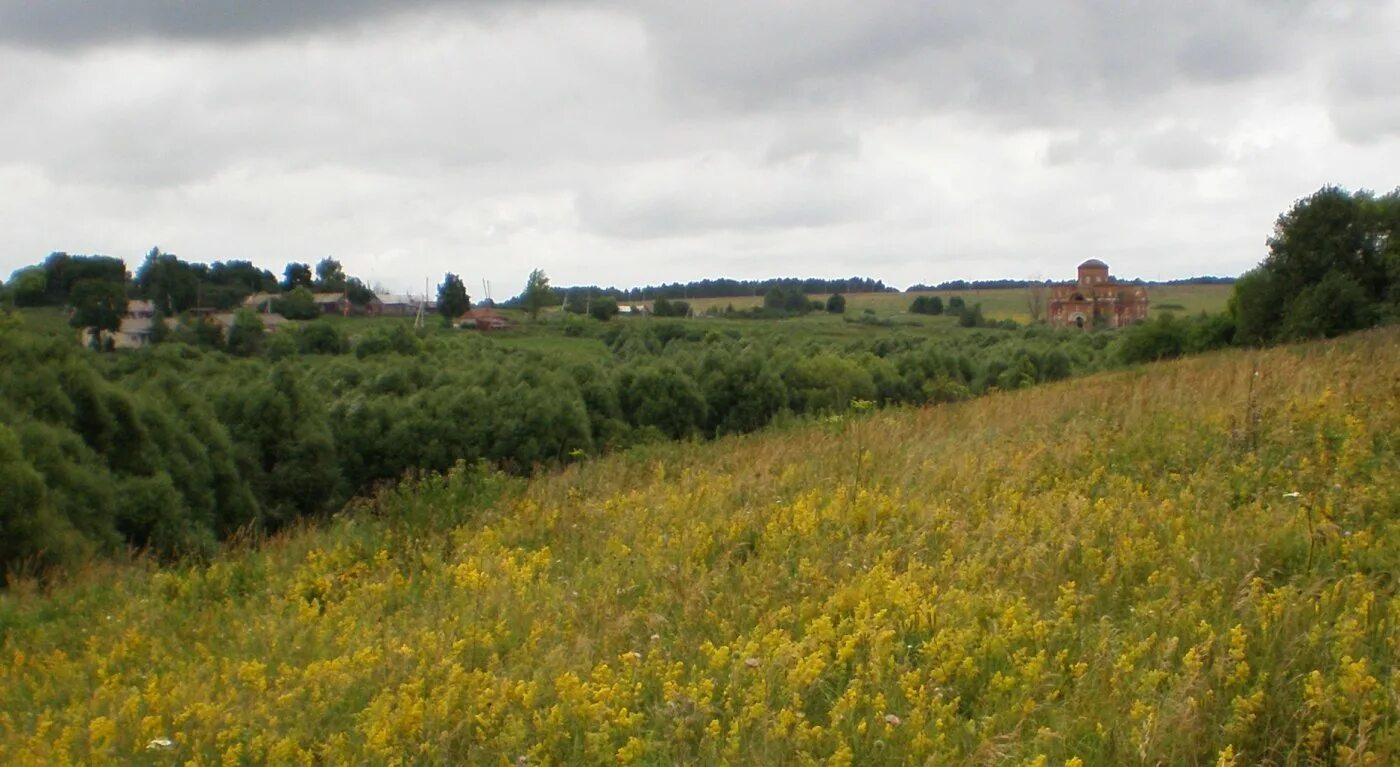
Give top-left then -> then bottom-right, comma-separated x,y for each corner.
282,262 -> 313,291
437,273 -> 471,322
69,278 -> 126,348
522,269 -> 556,320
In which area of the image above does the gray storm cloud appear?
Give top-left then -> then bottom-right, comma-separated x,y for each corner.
0,0 -> 472,47
0,0 -> 1396,290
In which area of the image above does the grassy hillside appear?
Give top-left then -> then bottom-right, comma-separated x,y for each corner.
2,329 -> 1397,765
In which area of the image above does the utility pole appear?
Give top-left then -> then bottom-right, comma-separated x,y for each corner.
415,276 -> 427,330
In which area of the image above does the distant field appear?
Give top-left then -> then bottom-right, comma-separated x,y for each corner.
14,284 -> 1232,348
661,283 -> 1234,322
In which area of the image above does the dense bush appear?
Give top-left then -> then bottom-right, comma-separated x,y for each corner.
957,303 -> 986,327
763,287 -> 816,315
909,295 -> 943,315
651,297 -> 691,317
1232,185 -> 1398,343
226,310 -> 266,356
590,296 -> 620,321
275,287 -> 320,320
297,322 -> 349,355
1,309 -> 1123,579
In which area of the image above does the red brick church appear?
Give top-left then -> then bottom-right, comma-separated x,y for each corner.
1048,259 -> 1148,329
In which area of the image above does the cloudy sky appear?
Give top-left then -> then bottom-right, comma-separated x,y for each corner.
1,1 -> 1397,293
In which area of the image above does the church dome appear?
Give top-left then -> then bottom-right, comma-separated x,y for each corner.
1078,259 -> 1109,270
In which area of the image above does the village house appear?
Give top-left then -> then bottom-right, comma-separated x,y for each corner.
1048,259 -> 1148,329
458,307 -> 511,330
79,299 -> 161,349
241,292 -> 278,312
208,311 -> 289,333
242,291 -> 355,316
312,293 -> 352,316
374,293 -> 423,317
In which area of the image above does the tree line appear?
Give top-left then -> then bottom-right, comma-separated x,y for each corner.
0,312 -> 1114,580
8,249 -> 380,314
531,276 -> 897,305
905,276 -> 1238,292
1115,185 -> 1398,362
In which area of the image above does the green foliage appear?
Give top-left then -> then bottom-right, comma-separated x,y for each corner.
1280,269 -> 1378,340
563,291 -> 589,314
314,258 -> 346,291
1233,185 -> 1398,343
825,293 -> 846,314
214,365 -> 342,528
282,262 -> 313,291
68,278 -> 127,344
0,332 -> 260,577
275,286 -> 320,320
0,422 -> 86,576
437,273 -> 471,322
172,314 -> 226,350
226,310 -> 266,357
522,268 -> 556,319
344,277 -> 377,307
618,361 -> 708,439
135,247 -> 200,313
30,252 -> 128,307
957,302 -> 986,327
589,295 -> 619,321
296,322 -> 349,355
1117,313 -> 1187,363
783,353 -> 878,413
909,295 -> 943,315
131,249 -> 278,312
147,314 -> 170,345
1,293 -> 1165,579
652,297 -> 691,317
8,267 -> 48,307
1119,311 -> 1239,364
947,295 -> 965,311
355,323 -> 422,358
760,286 -> 815,315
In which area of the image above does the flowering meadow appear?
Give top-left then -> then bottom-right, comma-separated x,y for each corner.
2,328 -> 1397,765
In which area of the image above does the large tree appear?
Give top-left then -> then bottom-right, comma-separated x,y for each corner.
135,247 -> 200,314
7,267 -> 47,307
39,252 -> 127,306
589,295 -> 619,321
522,268 -> 556,319
69,278 -> 126,348
437,273 -> 471,322
226,310 -> 266,357
274,286 -> 319,320
282,262 -> 313,291
1233,185 -> 1398,344
207,260 -> 277,294
314,258 -> 347,291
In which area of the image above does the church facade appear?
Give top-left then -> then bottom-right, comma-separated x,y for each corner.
1048,259 -> 1148,329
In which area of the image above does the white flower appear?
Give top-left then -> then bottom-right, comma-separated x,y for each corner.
744,657 -> 761,668
883,714 -> 902,726
1282,491 -> 1301,498
146,737 -> 174,751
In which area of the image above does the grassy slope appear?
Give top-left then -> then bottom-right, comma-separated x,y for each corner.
2,329 -> 1397,765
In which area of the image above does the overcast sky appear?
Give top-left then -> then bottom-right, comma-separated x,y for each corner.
1,1 -> 1397,293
